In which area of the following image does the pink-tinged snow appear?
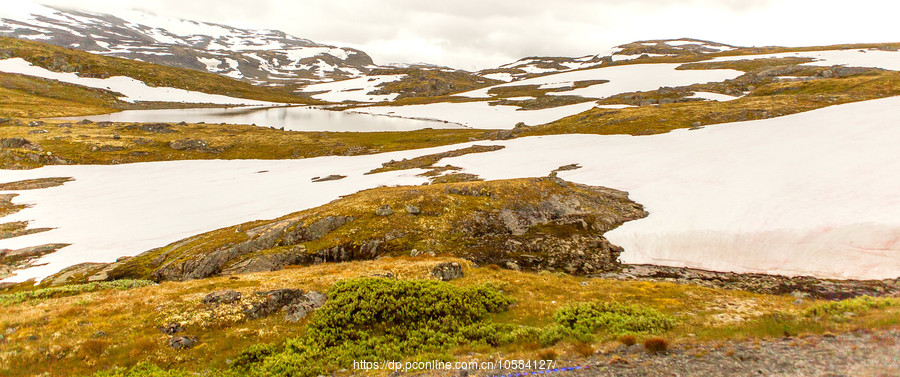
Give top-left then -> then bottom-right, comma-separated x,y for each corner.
689,91 -> 742,102
301,75 -> 405,102
710,49 -> 900,71
436,96 -> 900,280
455,63 -> 742,99
0,58 -> 274,105
353,101 -> 598,129
3,97 -> 900,282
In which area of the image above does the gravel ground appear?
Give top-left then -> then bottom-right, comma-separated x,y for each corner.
474,329 -> 900,377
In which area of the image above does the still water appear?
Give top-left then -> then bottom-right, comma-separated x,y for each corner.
66,106 -> 464,132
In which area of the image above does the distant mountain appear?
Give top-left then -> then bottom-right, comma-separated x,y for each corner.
477,39 -> 738,82
0,3 -> 375,86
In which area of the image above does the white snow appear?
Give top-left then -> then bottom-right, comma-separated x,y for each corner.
0,144 -> 480,282
689,91 -> 742,102
0,58 -> 273,105
709,49 -> 900,71
455,63 -> 742,99
301,75 -> 406,102
480,72 -> 515,82
353,101 -> 598,129
3,96 -> 900,281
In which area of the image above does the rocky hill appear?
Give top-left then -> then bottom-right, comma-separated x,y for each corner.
0,3 -> 375,86
476,39 -> 739,82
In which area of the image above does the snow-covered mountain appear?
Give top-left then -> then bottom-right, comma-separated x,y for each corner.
0,3 -> 375,86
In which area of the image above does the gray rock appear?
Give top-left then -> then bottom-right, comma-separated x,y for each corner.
431,262 -> 464,281
93,330 -> 108,338
27,121 -> 45,127
202,289 -> 241,306
375,204 -> 394,216
160,322 -> 183,335
284,291 -> 327,323
405,204 -> 421,215
168,335 -> 198,349
0,137 -> 34,149
311,175 -> 346,182
77,119 -> 93,125
137,123 -> 175,133
505,261 -> 522,271
245,288 -> 305,319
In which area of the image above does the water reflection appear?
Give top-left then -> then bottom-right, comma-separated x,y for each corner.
65,106 -> 464,132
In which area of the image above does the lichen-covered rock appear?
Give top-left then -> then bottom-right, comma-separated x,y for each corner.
168,335 -> 197,349
244,288 -> 304,319
375,204 -> 394,216
159,322 -> 183,335
431,262 -> 464,281
202,289 -> 241,306
91,178 -> 647,283
283,291 -> 327,323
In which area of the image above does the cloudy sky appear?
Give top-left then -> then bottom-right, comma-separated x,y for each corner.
28,0 -> 900,70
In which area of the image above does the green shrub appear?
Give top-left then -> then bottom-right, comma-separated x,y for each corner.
0,279 -> 154,306
93,362 -> 191,377
553,301 -> 675,336
237,278 -> 513,377
803,296 -> 900,317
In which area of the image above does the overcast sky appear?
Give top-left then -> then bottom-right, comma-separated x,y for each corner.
30,0 -> 900,70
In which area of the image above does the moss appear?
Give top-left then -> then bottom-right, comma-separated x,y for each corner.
366,144 -> 504,174
0,279 -> 154,306
803,296 -> 900,317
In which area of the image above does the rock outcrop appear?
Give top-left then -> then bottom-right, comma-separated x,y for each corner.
52,178 -> 647,284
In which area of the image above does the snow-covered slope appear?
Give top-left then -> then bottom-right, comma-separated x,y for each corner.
0,58 -> 275,105
461,63 -> 743,99
3,96 -> 900,281
0,3 -> 374,85
476,39 -> 738,82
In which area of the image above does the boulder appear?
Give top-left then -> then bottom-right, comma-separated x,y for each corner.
168,335 -> 197,349
405,204 -> 421,215
431,262 -> 464,281
201,289 -> 241,306
244,288 -> 304,319
375,204 -> 394,216
283,291 -> 327,323
159,323 -> 182,335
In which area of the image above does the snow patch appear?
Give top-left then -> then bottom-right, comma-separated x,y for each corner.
0,58 -> 273,105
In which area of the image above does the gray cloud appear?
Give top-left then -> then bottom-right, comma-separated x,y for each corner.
34,0 -> 900,70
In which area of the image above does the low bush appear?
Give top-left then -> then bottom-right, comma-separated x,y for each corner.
803,296 -> 900,317
554,301 -> 675,336
233,277 -> 513,377
642,337 -> 668,354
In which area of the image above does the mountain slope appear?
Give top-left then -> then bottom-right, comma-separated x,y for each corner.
0,4 -> 374,86
0,36 -> 318,112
